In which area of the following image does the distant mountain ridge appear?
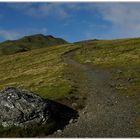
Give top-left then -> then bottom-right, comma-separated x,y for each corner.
0,34 -> 68,55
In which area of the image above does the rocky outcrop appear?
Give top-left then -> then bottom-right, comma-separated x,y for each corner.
0,87 -> 52,128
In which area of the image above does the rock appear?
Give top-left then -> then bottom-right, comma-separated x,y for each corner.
69,119 -> 74,124
115,100 -> 118,104
117,69 -> 122,74
69,118 -> 77,124
82,110 -> 87,114
57,129 -> 62,133
72,103 -> 78,109
0,87 -> 52,128
84,60 -> 91,63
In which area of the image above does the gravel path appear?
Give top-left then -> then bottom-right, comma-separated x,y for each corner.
49,50 -> 140,137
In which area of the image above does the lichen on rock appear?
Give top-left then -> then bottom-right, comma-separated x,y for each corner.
0,87 -> 52,127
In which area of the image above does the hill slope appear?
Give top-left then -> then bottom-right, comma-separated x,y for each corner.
0,34 -> 67,55
0,37 -> 140,137
75,38 -> 140,95
50,37 -> 140,137
0,43 -> 80,101
74,38 -> 140,128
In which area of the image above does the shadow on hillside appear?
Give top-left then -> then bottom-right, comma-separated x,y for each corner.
47,99 -> 79,135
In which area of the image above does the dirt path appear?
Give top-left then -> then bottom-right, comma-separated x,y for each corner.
50,49 -> 140,137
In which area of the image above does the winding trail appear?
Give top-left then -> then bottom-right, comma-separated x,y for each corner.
50,49 -> 140,137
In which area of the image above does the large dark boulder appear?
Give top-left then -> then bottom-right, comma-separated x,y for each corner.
0,87 -> 79,137
0,87 -> 52,127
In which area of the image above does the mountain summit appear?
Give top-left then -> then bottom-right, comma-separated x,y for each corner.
0,34 -> 68,55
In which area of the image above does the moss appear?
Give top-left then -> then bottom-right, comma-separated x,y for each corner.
0,121 -> 56,137
35,80 -> 72,100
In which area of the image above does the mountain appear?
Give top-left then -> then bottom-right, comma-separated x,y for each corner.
0,34 -> 68,55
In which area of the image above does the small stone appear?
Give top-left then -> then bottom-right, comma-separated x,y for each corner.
7,96 -> 10,99
57,129 -> 62,133
69,119 -> 74,124
82,110 -> 87,114
84,60 -> 91,63
117,69 -> 122,74
72,103 -> 78,108
69,118 -> 77,124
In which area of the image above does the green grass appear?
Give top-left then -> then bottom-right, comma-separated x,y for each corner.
0,43 -> 79,101
75,38 -> 139,66
75,38 -> 140,96
36,80 -> 72,100
0,121 -> 56,137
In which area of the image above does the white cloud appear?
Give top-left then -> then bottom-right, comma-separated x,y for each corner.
5,3 -> 140,39
95,3 -> 140,27
7,3 -> 140,29
7,3 -> 71,19
0,27 -> 48,40
0,29 -> 20,40
91,3 -> 140,37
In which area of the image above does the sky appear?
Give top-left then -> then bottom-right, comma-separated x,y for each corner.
0,2 -> 140,42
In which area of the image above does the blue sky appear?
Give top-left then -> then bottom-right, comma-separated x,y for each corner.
0,2 -> 140,42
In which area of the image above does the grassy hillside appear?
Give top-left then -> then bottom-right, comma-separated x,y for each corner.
75,38 -> 140,127
75,38 -> 140,96
0,43 -> 79,101
0,34 -> 67,55
0,37 -> 81,137
0,36 -> 140,136
0,36 -> 139,105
